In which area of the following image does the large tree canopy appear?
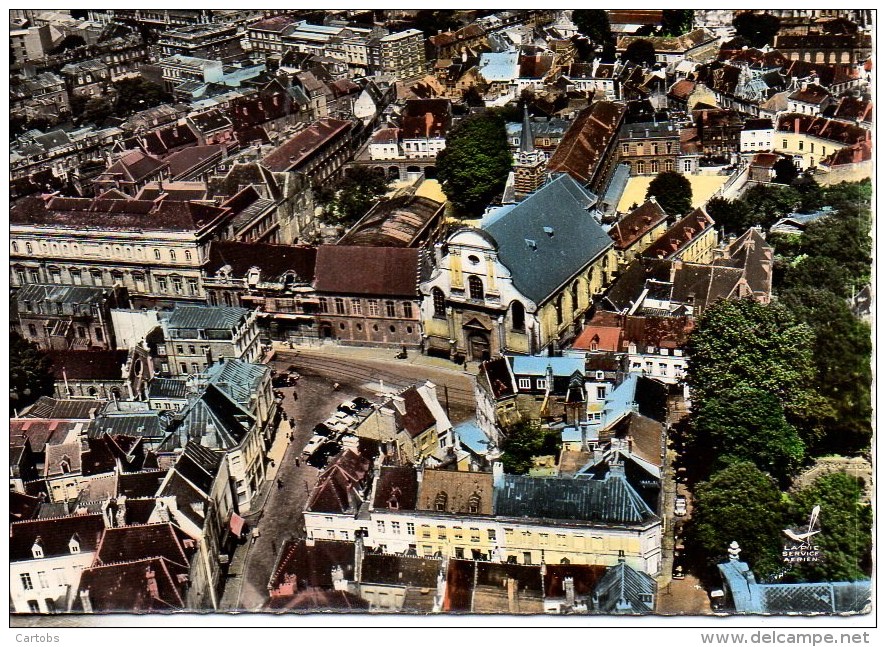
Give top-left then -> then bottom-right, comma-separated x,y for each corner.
689,462 -> 787,580
623,39 -> 657,67
10,332 -> 55,415
706,196 -> 752,236
437,111 -> 512,217
733,12 -> 781,48
785,473 -> 872,583
572,10 -> 614,48
685,298 -> 816,417
691,384 -> 804,485
661,9 -> 694,36
645,170 -> 692,216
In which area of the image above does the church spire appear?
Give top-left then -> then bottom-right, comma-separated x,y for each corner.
519,103 -> 535,153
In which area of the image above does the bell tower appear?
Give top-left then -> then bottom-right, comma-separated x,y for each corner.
513,103 -> 546,199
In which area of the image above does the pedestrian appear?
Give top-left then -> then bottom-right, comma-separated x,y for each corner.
333,382 -> 340,391
277,478 -> 284,489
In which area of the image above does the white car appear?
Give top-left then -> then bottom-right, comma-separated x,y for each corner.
674,495 -> 688,517
302,434 -> 327,457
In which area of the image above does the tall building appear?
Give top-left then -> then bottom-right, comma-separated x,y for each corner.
370,29 -> 426,80
513,105 -> 546,198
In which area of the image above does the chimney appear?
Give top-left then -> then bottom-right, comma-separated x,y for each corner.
506,577 -> 519,613
564,576 -> 576,609
354,533 -> 364,583
79,589 -> 93,613
794,117 -> 801,135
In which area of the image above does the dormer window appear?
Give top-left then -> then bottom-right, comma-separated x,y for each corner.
32,540 -> 44,559
435,491 -> 448,512
59,457 -> 71,474
468,492 -> 481,514
69,538 -> 80,554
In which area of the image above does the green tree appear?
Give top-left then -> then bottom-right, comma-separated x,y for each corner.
645,170 -> 692,216
322,166 -> 389,227
685,298 -> 816,418
792,173 -> 824,213
48,34 -> 86,55
437,110 -> 512,217
81,96 -> 114,126
706,196 -> 752,236
113,77 -> 172,117
733,12 -> 781,48
741,184 -> 800,229
800,207 -> 872,286
499,421 -> 544,475
624,39 -> 657,67
689,462 -> 787,579
414,10 -> 460,38
661,9 -> 694,36
786,473 -> 872,582
572,10 -> 614,48
690,384 -> 804,485
10,332 -> 55,415
773,157 -> 799,184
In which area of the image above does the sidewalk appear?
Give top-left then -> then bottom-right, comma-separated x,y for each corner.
272,340 -> 481,376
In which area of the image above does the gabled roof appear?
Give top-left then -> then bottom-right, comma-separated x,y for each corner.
360,553 -> 441,588
609,199 -> 669,250
103,150 -> 168,183
262,118 -> 352,172
547,101 -> 626,185
478,357 -> 516,399
396,386 -> 437,438
481,174 -> 611,304
788,83 -> 831,105
207,241 -> 317,283
416,469 -> 494,515
713,227 -> 773,299
163,384 -> 254,452
10,513 -> 105,561
593,560 -> 656,614
305,449 -> 371,514
337,194 -> 444,247
269,539 -> 356,592
10,418 -> 84,452
165,145 -> 225,178
313,246 -> 420,298
74,557 -> 186,612
94,522 -> 191,573
206,359 -> 270,412
142,122 -> 199,156
372,465 -> 419,511
642,207 -> 714,259
165,305 -> 250,331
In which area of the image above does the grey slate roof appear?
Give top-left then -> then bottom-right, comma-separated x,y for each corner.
206,359 -> 269,412
160,384 -> 254,452
165,305 -> 250,331
16,284 -> 112,306
147,378 -> 190,400
89,412 -> 166,441
593,560 -> 655,614
481,174 -> 611,304
494,471 -> 655,525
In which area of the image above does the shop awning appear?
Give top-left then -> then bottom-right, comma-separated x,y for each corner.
230,512 -> 245,538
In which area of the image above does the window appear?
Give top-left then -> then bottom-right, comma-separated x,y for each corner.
376,520 -> 385,534
597,386 -> 606,400
385,301 -> 396,317
453,527 -> 463,540
523,552 -> 532,565
188,345 -> 196,354
28,600 -> 40,613
636,160 -> 645,174
437,525 -> 447,539
326,530 -> 335,539
21,573 -> 33,591
659,362 -> 668,375
157,277 -> 168,292
28,324 -> 37,337
180,363 -> 188,373
95,328 -> 104,342
511,301 -> 525,331
518,377 -> 531,390
488,529 -> 496,541
334,297 -> 346,314
406,523 -> 415,535
37,572 -> 49,588
783,139 -> 788,149
318,297 -> 329,313
170,250 -> 177,261
432,288 -> 446,317
555,294 -> 563,325
26,242 -> 33,255
455,547 -> 465,559
683,159 -> 692,172
403,301 -> 413,318
351,299 -> 362,315
391,521 -> 401,534
50,268 -> 61,283
53,569 -> 66,587
367,299 -> 379,316
172,277 -> 183,294
622,143 -> 629,154
468,275 -> 484,300
435,491 -> 448,512
154,249 -> 161,260
536,378 -> 547,390
188,278 -> 198,295
185,250 -> 192,261
421,526 -> 431,539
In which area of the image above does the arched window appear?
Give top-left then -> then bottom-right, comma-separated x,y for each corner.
511,301 -> 525,332
468,492 -> 481,514
435,491 -> 448,512
468,275 -> 484,301
12,242 -> 18,253
432,288 -> 446,318
555,294 -> 563,325
571,281 -> 580,313
26,242 -> 33,254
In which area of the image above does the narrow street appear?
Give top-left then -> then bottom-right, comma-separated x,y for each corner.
219,345 -> 479,610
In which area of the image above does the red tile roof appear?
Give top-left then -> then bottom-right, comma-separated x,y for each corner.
788,83 -> 832,105
609,199 -> 669,250
775,113 -> 869,146
44,349 -> 129,381
94,522 -> 192,573
103,150 -> 168,183
396,386 -> 436,439
74,557 -> 186,612
313,246 -> 420,298
668,79 -> 696,100
165,145 -> 225,177
642,207 -> 715,260
10,419 -> 83,453
208,240 -> 317,283
547,101 -> 626,185
10,513 -> 106,561
262,118 -> 352,172
573,311 -> 624,352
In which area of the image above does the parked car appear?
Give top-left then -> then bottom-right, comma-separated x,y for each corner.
337,402 -> 357,415
674,495 -> 687,517
313,423 -> 333,437
302,435 -> 327,457
351,397 -> 372,410
672,559 -> 686,580
307,442 -> 342,469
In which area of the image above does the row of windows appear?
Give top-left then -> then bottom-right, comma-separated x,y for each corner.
630,159 -> 674,174
622,141 -> 675,156
319,297 -> 414,319
11,241 -> 194,263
